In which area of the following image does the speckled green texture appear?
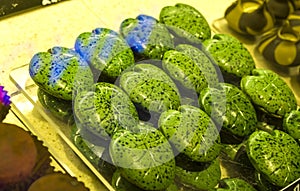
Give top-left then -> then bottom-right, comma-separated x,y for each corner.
215,178 -> 257,191
159,105 -> 221,162
175,157 -> 221,190
37,88 -> 73,123
109,123 -> 175,190
159,3 -> 211,43
247,130 -> 300,187
203,34 -> 255,78
283,110 -> 300,139
162,46 -> 219,94
29,46 -> 94,100
120,15 -> 174,60
73,82 -> 139,140
175,44 -> 220,86
75,28 -> 135,81
120,64 -> 181,113
241,69 -> 297,118
200,83 -> 257,137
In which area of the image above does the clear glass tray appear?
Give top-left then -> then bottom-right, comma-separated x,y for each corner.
10,63 -> 300,191
9,64 -> 114,191
10,64 -> 271,191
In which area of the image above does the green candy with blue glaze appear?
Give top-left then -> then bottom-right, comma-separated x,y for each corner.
162,44 -> 220,95
159,3 -> 211,44
120,14 -> 174,60
159,105 -> 222,162
120,64 -> 181,113
175,155 -> 221,190
200,83 -> 257,137
73,82 -> 139,140
29,46 -> 94,100
203,34 -> 256,85
283,109 -> 300,140
214,178 -> 257,191
109,122 -> 175,190
241,69 -> 297,118
75,28 -> 135,82
247,130 -> 300,187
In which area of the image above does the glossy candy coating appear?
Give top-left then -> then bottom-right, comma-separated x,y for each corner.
224,0 -> 275,36
29,46 -> 94,100
71,125 -> 103,169
203,34 -> 255,79
266,0 -> 295,19
159,3 -> 211,43
257,22 -> 300,67
288,10 -> 300,32
73,82 -> 139,140
283,109 -> 300,139
241,69 -> 297,118
120,15 -> 174,60
75,28 -> 135,81
111,169 -> 144,191
175,156 -> 221,190
119,64 -> 181,113
200,83 -> 257,137
162,44 -> 220,94
158,105 -> 222,162
247,130 -> 300,187
215,178 -> 257,191
37,88 -> 73,123
109,123 -> 175,190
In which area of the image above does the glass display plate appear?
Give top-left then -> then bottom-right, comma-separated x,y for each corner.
10,64 -> 262,191
212,17 -> 300,106
9,64 -> 114,191
9,64 -> 300,191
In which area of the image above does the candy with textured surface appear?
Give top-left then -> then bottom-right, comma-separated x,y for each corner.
283,109 -> 300,139
247,130 -> 300,187
120,15 -> 174,60
241,69 -> 297,118
200,83 -> 257,137
159,3 -> 211,43
159,105 -> 221,162
75,28 -> 135,81
29,46 -> 94,100
37,88 -> 73,123
203,34 -> 255,81
175,155 -> 221,190
162,44 -> 220,94
73,82 -> 139,140
120,64 -> 180,113
109,122 -> 175,190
